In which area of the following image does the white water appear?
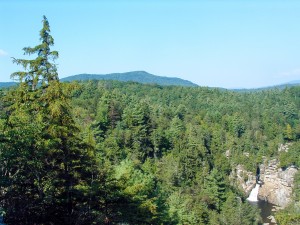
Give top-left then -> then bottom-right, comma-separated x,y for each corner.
247,184 -> 259,202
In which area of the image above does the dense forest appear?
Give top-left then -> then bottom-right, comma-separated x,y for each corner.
0,16 -> 299,225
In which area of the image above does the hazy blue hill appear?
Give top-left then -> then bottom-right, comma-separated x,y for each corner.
232,80 -> 300,92
287,80 -> 300,84
0,82 -> 18,88
60,71 -> 198,87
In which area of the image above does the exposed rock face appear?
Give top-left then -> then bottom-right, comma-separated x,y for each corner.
231,144 -> 298,208
232,159 -> 298,207
278,143 -> 291,152
231,164 -> 256,194
258,159 -> 298,207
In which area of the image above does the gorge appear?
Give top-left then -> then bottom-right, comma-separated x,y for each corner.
259,159 -> 298,207
247,184 -> 277,224
234,144 -> 298,207
235,146 -> 299,225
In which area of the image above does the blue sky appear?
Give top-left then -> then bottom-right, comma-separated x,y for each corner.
1,0 -> 300,88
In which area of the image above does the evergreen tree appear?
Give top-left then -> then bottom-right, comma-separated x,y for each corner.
11,15 -> 58,90
0,16 -> 103,225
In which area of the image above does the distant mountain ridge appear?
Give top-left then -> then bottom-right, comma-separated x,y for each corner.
1,72 -> 300,89
0,82 -> 18,88
232,80 -> 300,92
60,71 -> 198,87
286,80 -> 300,84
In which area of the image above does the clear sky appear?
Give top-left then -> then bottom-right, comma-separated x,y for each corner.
1,0 -> 300,88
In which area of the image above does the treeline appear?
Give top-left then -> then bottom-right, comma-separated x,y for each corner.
1,16 -> 300,224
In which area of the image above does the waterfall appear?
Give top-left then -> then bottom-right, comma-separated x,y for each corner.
247,184 -> 259,202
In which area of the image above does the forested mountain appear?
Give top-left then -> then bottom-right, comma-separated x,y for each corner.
1,16 -> 299,225
60,71 -> 198,87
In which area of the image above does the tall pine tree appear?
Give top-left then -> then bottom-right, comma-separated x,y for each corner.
0,16 -> 106,225
11,15 -> 58,90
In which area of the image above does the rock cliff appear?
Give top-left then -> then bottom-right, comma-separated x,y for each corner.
231,152 -> 298,207
231,164 -> 256,195
258,159 -> 298,207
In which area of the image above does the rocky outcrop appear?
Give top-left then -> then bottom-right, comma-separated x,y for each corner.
231,164 -> 256,195
231,159 -> 298,207
278,143 -> 291,152
231,144 -> 298,208
258,159 -> 298,207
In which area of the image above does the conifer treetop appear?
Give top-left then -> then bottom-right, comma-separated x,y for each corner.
11,15 -> 59,90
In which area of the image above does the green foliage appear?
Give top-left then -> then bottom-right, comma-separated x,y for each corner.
220,192 -> 260,225
202,169 -> 226,211
66,79 -> 300,224
114,159 -> 159,224
284,124 -> 294,141
279,142 -> 300,168
0,16 -> 116,225
11,15 -> 58,89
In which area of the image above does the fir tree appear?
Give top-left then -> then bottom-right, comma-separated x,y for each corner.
0,16 -> 103,225
11,15 -> 58,90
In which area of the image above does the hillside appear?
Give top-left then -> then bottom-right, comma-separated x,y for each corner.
60,71 -> 198,87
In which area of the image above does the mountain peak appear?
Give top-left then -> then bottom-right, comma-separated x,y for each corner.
60,71 -> 198,87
